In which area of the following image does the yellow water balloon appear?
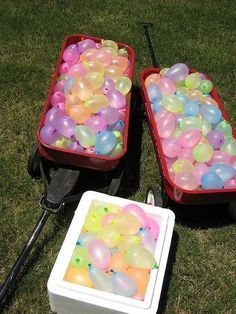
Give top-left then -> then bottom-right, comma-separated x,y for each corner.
86,72 -> 104,89
115,76 -> 132,95
84,94 -> 109,113
102,39 -> 118,51
84,61 -> 105,74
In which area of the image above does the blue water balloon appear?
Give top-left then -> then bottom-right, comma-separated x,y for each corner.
175,93 -> 189,105
209,163 -> 235,182
201,105 -> 222,124
201,172 -> 224,189
184,100 -> 200,116
152,98 -> 162,113
147,84 -> 162,102
95,131 -> 117,155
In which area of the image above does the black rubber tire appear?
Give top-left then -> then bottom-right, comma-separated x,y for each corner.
228,201 -> 236,220
145,186 -> 163,207
27,142 -> 42,180
106,163 -> 124,196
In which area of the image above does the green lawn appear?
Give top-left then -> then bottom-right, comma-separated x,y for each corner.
0,0 -> 236,313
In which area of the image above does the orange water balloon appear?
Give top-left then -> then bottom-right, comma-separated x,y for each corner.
109,252 -> 129,272
112,56 -> 129,73
65,93 -> 83,112
71,77 -> 94,101
64,267 -> 93,287
126,267 -> 150,295
145,73 -> 161,87
80,48 -> 98,62
105,65 -> 123,82
84,61 -> 105,74
68,105 -> 92,124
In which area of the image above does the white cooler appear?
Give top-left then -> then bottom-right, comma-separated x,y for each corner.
47,191 -> 175,314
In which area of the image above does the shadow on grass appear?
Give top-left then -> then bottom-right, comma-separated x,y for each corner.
157,230 -> 179,314
167,199 -> 235,229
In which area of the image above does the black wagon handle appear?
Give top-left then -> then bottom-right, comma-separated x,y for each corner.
0,167 -> 81,305
139,22 -> 160,68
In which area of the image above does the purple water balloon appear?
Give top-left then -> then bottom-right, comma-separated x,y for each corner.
78,39 -> 97,54
51,91 -> 65,106
206,130 -> 225,150
110,120 -> 125,133
106,89 -> 126,110
68,141 -> 84,152
44,107 -> 64,126
84,116 -> 107,133
54,115 -> 76,138
99,107 -> 120,125
103,77 -> 115,94
40,125 -> 60,144
165,63 -> 189,82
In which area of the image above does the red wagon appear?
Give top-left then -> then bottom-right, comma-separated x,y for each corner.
140,68 -> 236,208
35,34 -> 135,172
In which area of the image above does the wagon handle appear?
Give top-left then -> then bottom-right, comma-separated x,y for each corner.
139,22 -> 160,68
0,167 -> 81,305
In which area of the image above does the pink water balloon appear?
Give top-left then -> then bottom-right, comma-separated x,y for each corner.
59,62 -> 69,74
174,172 -> 199,190
156,114 -> 176,139
123,204 -> 149,228
147,217 -> 160,241
154,108 -> 169,123
68,63 -> 87,78
179,129 -> 201,148
162,137 -> 181,158
84,116 -> 107,134
87,239 -> 111,270
63,47 -> 80,65
54,80 -> 66,92
178,147 -> 194,163
158,77 -> 176,95
208,151 -> 231,166
51,91 -> 65,106
193,163 -> 209,184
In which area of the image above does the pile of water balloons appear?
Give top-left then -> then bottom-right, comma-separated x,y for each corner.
64,200 -> 160,300
145,63 -> 236,190
40,38 -> 132,157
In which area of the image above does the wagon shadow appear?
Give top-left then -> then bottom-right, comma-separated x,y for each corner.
167,199 -> 235,229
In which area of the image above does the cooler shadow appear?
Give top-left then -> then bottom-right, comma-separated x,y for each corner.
157,230 -> 178,314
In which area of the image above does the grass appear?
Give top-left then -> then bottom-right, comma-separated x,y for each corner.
0,0 -> 236,313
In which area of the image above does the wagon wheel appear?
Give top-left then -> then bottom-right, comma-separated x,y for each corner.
27,142 -> 42,180
105,162 -> 124,196
145,185 -> 169,208
228,201 -> 236,220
